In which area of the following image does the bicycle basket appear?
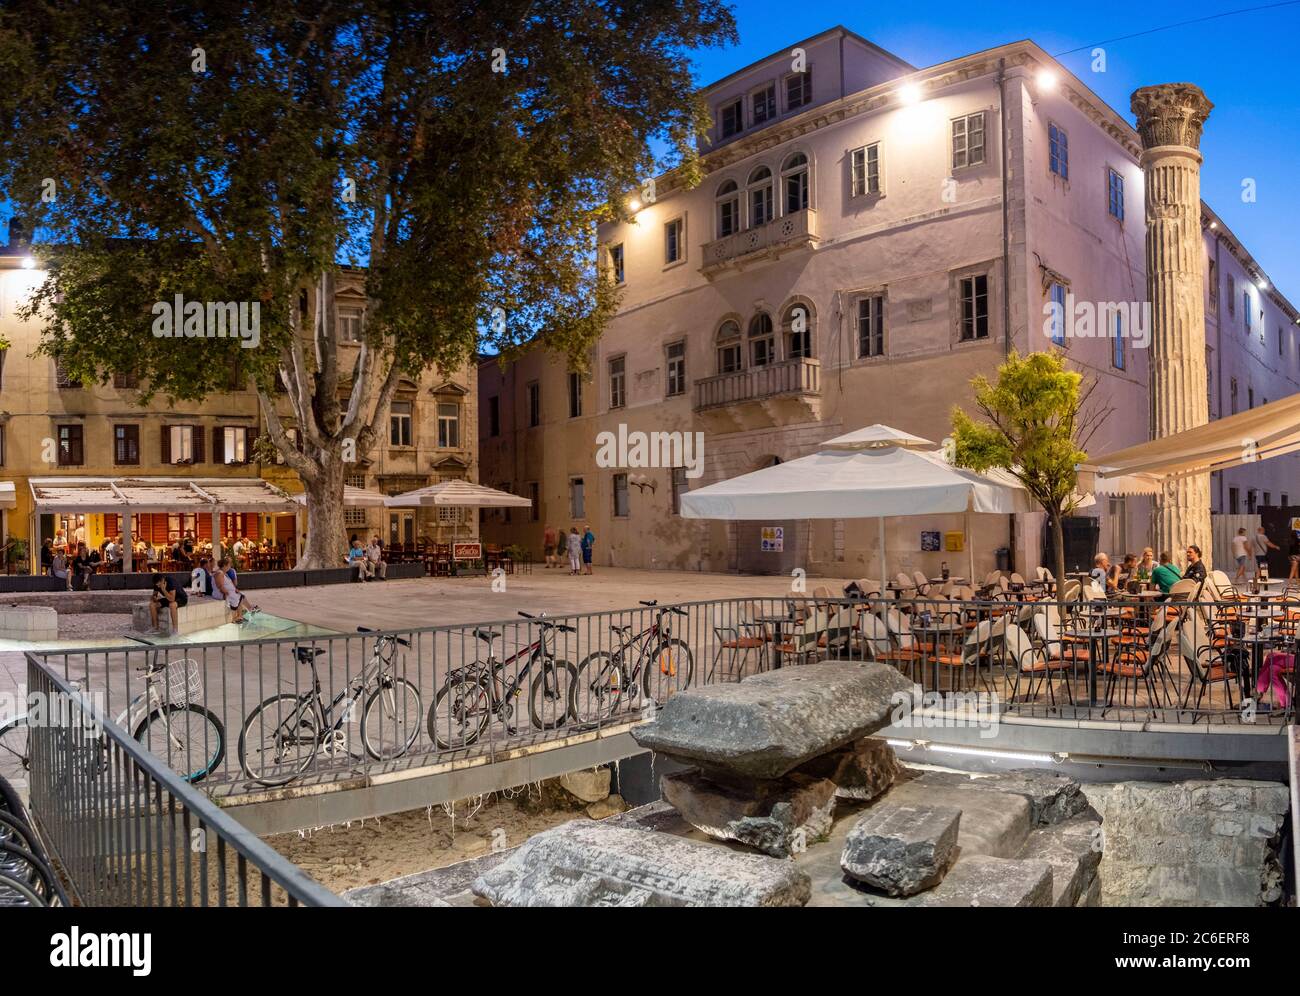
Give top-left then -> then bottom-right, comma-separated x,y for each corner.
165,658 -> 203,704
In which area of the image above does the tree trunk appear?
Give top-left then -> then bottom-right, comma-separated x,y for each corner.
1050,510 -> 1067,599
298,459 -> 347,569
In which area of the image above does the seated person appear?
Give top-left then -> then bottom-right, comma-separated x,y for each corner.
212,557 -> 255,622
1151,551 -> 1182,596
1184,544 -> 1207,584
346,536 -> 372,581
1115,553 -> 1137,588
71,544 -> 94,591
51,549 -> 70,587
1088,553 -> 1115,594
365,537 -> 387,580
149,570 -> 188,633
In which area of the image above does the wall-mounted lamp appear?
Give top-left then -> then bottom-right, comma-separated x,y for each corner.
629,473 -> 657,495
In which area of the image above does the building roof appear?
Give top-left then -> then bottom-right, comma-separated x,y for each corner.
27,477 -> 298,514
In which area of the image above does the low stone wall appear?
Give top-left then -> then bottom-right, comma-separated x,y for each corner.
1082,779 -> 1290,907
130,598 -> 230,636
0,563 -> 427,611
0,605 -> 57,641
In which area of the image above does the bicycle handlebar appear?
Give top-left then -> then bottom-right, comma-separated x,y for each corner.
518,611 -> 576,634
356,626 -> 411,648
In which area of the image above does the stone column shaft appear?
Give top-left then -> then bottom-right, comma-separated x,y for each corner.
1131,84 -> 1214,566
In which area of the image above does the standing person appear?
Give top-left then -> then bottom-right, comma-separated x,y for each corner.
1288,533 -> 1300,582
1184,544 -> 1207,584
148,570 -> 188,634
1253,525 -> 1279,578
581,524 -> 595,576
565,527 -> 582,575
543,524 -> 558,569
1231,527 -> 1251,582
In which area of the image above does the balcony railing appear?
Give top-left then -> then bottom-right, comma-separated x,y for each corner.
701,208 -> 818,274
694,356 -> 820,412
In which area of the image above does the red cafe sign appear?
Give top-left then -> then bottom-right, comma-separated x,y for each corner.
453,541 -> 482,560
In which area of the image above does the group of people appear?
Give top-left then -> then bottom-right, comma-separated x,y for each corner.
146,554 -> 260,632
42,528 -> 286,582
1229,525 -> 1299,582
1089,546 -> 1208,598
541,524 -> 595,575
345,536 -> 388,581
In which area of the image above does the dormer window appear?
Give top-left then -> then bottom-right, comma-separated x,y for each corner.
719,98 -> 744,139
752,83 -> 776,125
785,70 -> 811,111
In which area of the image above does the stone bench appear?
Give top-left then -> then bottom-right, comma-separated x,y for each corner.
131,597 -> 230,636
0,605 -> 57,641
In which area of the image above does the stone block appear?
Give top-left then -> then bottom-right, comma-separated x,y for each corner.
1016,815 -> 1101,907
632,662 -> 914,780
915,768 -> 1087,826
660,768 -> 837,858
559,766 -> 611,803
840,803 -> 961,896
795,737 -> 900,801
912,855 -> 1053,907
471,821 -> 812,907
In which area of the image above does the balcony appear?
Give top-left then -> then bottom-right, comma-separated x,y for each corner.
700,209 -> 819,277
693,357 -> 821,432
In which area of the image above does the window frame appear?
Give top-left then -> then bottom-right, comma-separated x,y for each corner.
855,293 -> 886,359
56,424 -> 84,466
389,400 -> 414,448
850,142 -> 882,198
751,82 -> 776,125
568,371 -> 583,419
608,355 -> 626,410
716,320 -> 743,375
781,152 -> 809,215
951,112 -> 986,170
956,270 -> 992,343
663,215 -> 686,268
747,166 -> 774,228
114,424 -> 141,466
719,97 -> 744,139
665,340 -> 686,397
748,313 -> 777,367
715,180 -> 740,238
1048,121 -> 1069,180
526,380 -> 540,427
608,243 -> 625,285
612,472 -> 630,518
782,303 -> 814,359
1107,166 -> 1124,220
784,69 -> 811,111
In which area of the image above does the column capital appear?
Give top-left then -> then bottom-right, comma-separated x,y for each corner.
1130,83 -> 1213,150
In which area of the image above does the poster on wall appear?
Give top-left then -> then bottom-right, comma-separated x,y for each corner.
920,530 -> 941,552
760,526 -> 784,552
945,531 -> 965,552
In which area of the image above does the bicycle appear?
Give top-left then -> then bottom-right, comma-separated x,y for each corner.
570,600 -> 694,723
237,628 -> 422,786
0,655 -> 225,787
427,612 -> 577,750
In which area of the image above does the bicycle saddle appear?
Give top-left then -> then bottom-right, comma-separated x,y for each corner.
472,628 -> 500,643
293,646 -> 327,663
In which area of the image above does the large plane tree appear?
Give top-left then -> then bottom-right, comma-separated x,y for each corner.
0,0 -> 735,565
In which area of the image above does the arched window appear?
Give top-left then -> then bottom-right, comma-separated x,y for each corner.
716,320 -> 742,374
716,180 -> 740,238
783,302 -> 814,359
748,313 -> 776,367
747,166 -> 773,228
782,152 -> 809,215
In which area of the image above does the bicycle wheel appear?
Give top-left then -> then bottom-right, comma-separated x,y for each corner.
428,676 -> 490,750
0,716 -> 29,796
529,659 -> 577,732
360,678 -> 422,760
0,870 -> 45,907
0,841 -> 61,905
238,694 -> 318,785
570,652 -> 627,723
133,705 -> 226,783
642,638 -> 695,703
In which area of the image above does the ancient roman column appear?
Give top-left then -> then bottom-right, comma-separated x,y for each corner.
1130,83 -> 1214,566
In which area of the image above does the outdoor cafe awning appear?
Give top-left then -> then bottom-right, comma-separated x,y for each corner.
291,485 -> 389,507
28,477 -> 299,514
384,479 -> 532,508
1079,392 -> 1300,495
0,482 -> 16,510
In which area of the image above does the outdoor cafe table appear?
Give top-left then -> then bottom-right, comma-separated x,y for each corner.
1062,622 -> 1121,707
913,618 -> 968,692
752,613 -> 799,667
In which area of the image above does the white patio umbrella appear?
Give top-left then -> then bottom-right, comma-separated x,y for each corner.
292,485 -> 389,507
679,423 -> 1050,584
384,479 -> 532,509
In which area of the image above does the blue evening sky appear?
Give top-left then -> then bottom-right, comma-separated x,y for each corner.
684,0 -> 1300,301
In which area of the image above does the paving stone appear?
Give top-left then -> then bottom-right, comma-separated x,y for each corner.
913,768 -> 1088,825
840,803 -> 961,896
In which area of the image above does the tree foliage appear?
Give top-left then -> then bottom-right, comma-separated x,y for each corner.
0,0 -> 736,561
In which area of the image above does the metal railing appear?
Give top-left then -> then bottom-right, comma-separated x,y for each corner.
25,589 -> 1295,804
694,356 -> 820,411
24,657 -> 344,906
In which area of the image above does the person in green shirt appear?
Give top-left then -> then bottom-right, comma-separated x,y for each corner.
1151,550 -> 1182,595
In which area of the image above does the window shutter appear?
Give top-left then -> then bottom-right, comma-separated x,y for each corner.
247,428 -> 259,464
161,426 -> 171,464
212,427 -> 224,465
192,425 -> 205,463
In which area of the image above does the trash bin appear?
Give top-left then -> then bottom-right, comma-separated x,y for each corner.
995,547 -> 1011,572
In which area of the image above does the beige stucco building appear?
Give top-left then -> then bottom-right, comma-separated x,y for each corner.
478,27 -> 1299,579
0,258 -> 478,568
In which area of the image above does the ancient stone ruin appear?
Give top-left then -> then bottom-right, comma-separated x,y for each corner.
467,662 -> 1107,908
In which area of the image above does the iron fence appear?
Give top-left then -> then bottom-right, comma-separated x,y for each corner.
24,656 -> 344,906
24,589 -> 1296,801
